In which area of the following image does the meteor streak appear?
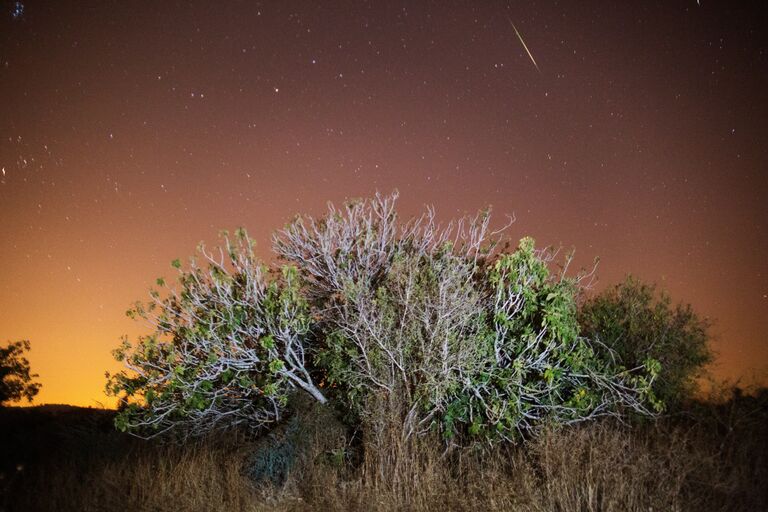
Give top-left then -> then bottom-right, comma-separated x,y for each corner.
507,17 -> 540,72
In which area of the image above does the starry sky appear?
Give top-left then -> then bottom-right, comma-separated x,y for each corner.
1,1 -> 766,406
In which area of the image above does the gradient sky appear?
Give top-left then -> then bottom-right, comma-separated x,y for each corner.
1,1 -> 766,406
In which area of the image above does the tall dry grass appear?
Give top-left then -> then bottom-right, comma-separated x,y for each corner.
1,414 -> 261,511
2,390 -> 766,512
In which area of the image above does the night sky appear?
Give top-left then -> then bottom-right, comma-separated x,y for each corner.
1,1 -> 766,406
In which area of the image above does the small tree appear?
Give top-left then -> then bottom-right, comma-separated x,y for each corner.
107,229 -> 325,439
579,276 -> 712,407
0,339 -> 41,405
274,192 -> 506,487
275,193 -> 660,449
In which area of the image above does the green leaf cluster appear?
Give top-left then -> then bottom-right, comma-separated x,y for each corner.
579,276 -> 712,406
106,229 -> 311,438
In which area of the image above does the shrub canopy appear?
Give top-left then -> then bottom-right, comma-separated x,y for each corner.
110,193 -> 664,444
107,229 -> 324,439
579,276 -> 712,406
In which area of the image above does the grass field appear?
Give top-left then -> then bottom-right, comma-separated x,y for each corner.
1,389 -> 766,512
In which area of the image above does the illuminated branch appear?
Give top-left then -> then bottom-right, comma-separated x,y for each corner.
107,229 -> 325,440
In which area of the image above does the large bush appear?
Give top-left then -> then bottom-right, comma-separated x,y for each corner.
110,193 -> 660,445
274,193 -> 660,446
579,277 -> 712,406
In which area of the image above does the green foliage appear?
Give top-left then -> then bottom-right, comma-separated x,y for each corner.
579,276 -> 712,406
436,238 -> 660,444
277,193 -> 660,447
0,339 -> 42,405
106,229 -> 322,439
313,243 -> 493,431
108,194 -> 665,447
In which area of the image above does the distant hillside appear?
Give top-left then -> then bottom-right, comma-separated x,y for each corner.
6,403 -> 114,413
0,403 -> 117,460
0,403 -> 115,423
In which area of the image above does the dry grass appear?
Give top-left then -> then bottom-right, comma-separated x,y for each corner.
0,408 -> 260,512
1,391 -> 766,512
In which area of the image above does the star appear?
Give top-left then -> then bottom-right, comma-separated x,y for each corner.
11,2 -> 24,20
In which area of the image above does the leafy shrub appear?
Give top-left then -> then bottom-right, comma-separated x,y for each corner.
274,192 -> 499,481
274,193 -> 660,446
109,193 -> 662,446
579,276 -> 712,407
442,238 -> 662,443
106,229 -> 325,439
